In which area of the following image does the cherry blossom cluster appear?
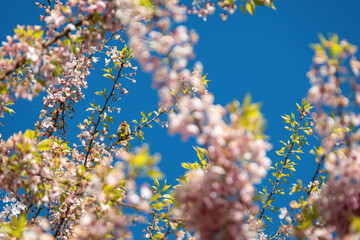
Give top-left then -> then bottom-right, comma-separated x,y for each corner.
0,195 -> 26,223
0,131 -> 83,238
70,159 -> 130,239
36,54 -> 92,138
0,129 -> 160,239
0,132 -> 60,203
304,35 -> 360,238
173,96 -> 271,239
175,166 -> 259,240
0,0 -> 118,119
0,25 -> 46,116
68,144 -> 161,239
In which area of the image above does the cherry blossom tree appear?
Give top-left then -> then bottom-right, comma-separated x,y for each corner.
0,0 -> 360,239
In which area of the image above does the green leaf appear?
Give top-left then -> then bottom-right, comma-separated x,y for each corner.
38,139 -> 53,151
254,0 -> 264,6
140,0 -> 153,8
181,162 -> 190,170
246,0 -> 255,15
268,197 -> 275,204
351,216 -> 360,233
63,38 -> 71,46
154,178 -> 160,189
150,193 -> 161,203
0,223 -> 14,236
160,184 -> 171,193
78,165 -> 86,175
265,215 -> 272,223
103,73 -> 114,80
0,213 -> 27,238
24,129 -> 36,140
152,202 -> 165,210
137,131 -> 144,142
241,4 -> 247,15
162,194 -> 174,200
147,169 -> 164,179
3,106 -> 15,115
71,44 -> 77,54
33,30 -> 44,39
132,151 -> 148,167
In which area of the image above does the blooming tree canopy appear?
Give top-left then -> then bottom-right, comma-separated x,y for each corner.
1,0 -> 360,240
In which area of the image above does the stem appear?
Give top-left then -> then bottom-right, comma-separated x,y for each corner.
30,205 -> 44,222
269,229 -> 281,240
83,61 -> 125,167
306,154 -> 325,197
161,223 -> 172,240
258,113 -> 305,220
149,208 -> 158,239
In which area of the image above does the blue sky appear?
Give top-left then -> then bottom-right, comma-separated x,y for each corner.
1,0 -> 360,237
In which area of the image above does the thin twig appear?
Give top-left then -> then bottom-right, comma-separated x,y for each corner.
161,223 -> 172,240
83,60 -> 125,167
259,112 -> 305,220
306,154 -> 325,197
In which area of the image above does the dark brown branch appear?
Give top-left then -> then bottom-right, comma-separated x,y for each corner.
54,204 -> 71,237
